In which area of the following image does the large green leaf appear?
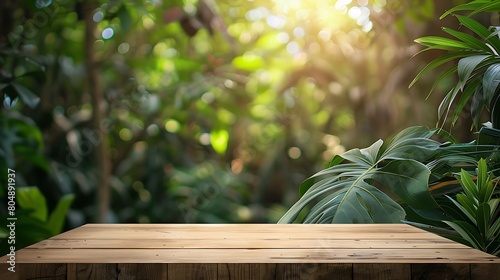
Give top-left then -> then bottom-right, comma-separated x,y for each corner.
459,169 -> 479,199
373,160 -> 438,209
442,27 -> 491,52
477,203 -> 491,238
16,187 -> 48,222
483,64 -> 500,107
436,55 -> 496,127
278,126 -> 441,224
451,79 -> 481,126
302,182 -> 404,223
455,193 -> 476,220
437,84 -> 460,123
409,51 -> 472,89
457,55 -> 490,91
471,85 -> 487,129
444,220 -> 483,250
414,36 -> 476,50
47,194 -> 75,235
441,1 -> 500,19
489,209 -> 500,239
455,15 -> 500,54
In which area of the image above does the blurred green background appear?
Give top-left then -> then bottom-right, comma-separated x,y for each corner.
0,0 -> 480,253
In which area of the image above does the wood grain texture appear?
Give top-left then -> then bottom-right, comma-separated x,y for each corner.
0,263 -> 66,280
354,263 -> 410,280
275,263 -> 353,280
0,224 -> 498,279
117,264 -> 166,280
12,248 -> 498,263
42,224 -> 432,241
411,263 -> 470,280
168,264 -> 217,280
470,263 -> 500,280
218,263 -> 276,280
0,263 -> 17,280
29,238 -> 468,250
67,263 -> 117,280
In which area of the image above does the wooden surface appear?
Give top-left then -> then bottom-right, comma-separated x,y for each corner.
0,224 -> 499,279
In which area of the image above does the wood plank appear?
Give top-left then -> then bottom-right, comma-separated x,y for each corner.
0,223 -> 497,280
167,264 -> 217,280
0,263 -> 66,280
218,263 -> 276,280
353,263 -> 410,280
470,264 -> 500,280
0,263 -> 18,280
116,264 -> 167,280
27,238 -> 468,250
75,223 -> 425,232
411,263 -> 470,280
13,248 -> 500,264
275,263 -> 352,280
46,229 -> 450,241
61,224 -> 424,237
67,263 -> 117,280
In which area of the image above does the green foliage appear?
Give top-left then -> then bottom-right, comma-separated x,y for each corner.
0,0 -> 474,247
16,187 -> 74,235
0,111 -> 48,194
411,0 -> 500,129
279,126 -> 458,224
169,162 -> 251,223
281,0 -> 500,257
279,123 -> 500,225
0,187 -> 74,255
0,50 -> 44,109
443,159 -> 500,256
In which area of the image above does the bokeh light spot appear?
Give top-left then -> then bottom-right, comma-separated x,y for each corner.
165,119 -> 180,133
277,32 -> 290,44
288,147 -> 302,159
286,41 -> 300,54
147,124 -> 159,136
348,6 -> 361,19
142,16 -> 155,29
118,42 -> 130,54
266,14 -> 286,29
119,128 -> 133,141
293,27 -> 305,38
102,28 -> 114,40
93,11 -> 104,22
199,133 -> 211,145
201,91 -> 215,104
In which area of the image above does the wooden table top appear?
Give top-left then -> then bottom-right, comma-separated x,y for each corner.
2,224 -> 499,264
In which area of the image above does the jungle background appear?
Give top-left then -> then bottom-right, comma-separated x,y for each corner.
0,0 -> 488,253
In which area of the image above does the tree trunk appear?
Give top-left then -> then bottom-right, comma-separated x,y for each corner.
84,1 -> 111,223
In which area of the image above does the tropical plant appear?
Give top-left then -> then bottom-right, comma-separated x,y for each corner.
442,159 -> 500,255
410,0 -> 500,133
279,0 -> 500,255
0,187 -> 74,254
278,126 -> 480,224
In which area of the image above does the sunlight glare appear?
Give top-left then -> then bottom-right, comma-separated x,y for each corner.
293,27 -> 305,38
277,32 -> 290,44
335,0 -> 352,10
270,0 -> 375,34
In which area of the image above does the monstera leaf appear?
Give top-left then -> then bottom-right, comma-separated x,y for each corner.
279,126 -> 442,224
